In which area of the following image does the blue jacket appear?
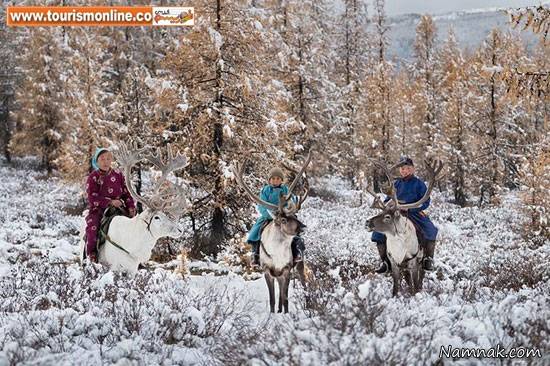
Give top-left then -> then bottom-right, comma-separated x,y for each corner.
247,184 -> 293,242
371,175 -> 438,243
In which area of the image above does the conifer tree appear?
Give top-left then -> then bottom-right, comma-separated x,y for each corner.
158,0 -> 282,256
10,28 -> 68,174
438,30 -> 474,206
412,15 -> 440,158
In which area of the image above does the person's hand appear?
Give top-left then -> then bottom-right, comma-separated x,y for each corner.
111,199 -> 123,208
129,207 -> 136,217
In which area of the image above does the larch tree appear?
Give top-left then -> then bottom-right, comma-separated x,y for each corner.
0,5 -> 20,163
265,0 -> 335,169
437,29 -> 475,206
412,15 -> 440,159
10,27 -> 68,174
157,0 -> 282,257
519,134 -> 549,245
392,69 -> 418,160
469,30 -> 529,205
505,5 -> 549,102
357,0 -> 396,191
332,0 -> 369,181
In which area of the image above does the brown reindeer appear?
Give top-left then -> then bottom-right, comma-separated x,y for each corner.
232,153 -> 311,313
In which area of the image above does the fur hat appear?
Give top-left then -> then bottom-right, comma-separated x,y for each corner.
396,156 -> 414,167
268,167 -> 285,181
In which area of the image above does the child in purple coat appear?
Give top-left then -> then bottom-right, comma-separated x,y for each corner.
85,148 -> 136,262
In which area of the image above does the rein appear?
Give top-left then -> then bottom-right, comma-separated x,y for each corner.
100,227 -> 131,255
141,214 -> 155,236
261,241 -> 273,259
401,247 -> 420,264
101,213 -> 154,257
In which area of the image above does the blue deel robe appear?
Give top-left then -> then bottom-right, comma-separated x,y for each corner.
247,184 -> 295,243
371,175 -> 439,244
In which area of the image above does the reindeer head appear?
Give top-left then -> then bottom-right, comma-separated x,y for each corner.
145,210 -> 183,239
364,159 -> 443,236
114,141 -> 190,239
233,152 -> 311,237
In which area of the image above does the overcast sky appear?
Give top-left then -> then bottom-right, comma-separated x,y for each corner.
385,0 -> 549,16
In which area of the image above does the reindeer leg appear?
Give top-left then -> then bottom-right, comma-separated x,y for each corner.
404,268 -> 412,290
265,272 -> 275,313
276,276 -> 285,313
391,262 -> 400,297
417,259 -> 425,291
409,261 -> 418,296
283,271 -> 291,313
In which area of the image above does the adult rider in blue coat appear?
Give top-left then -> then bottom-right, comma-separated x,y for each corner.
371,156 -> 438,273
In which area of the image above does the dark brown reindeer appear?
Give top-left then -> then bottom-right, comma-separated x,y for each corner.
364,159 -> 443,296
232,153 -> 311,313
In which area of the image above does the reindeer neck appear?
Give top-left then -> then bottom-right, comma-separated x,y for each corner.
385,216 -> 414,239
124,212 -> 157,259
261,224 -> 293,271
385,218 -> 419,265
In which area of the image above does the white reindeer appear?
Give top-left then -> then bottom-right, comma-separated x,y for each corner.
364,159 -> 443,296
79,142 -> 189,273
233,152 -> 310,313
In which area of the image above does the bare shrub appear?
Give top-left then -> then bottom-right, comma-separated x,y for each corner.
478,249 -> 547,291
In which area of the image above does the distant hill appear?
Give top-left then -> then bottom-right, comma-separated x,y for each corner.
385,8 -> 541,60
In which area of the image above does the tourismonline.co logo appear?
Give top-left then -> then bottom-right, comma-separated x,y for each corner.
6,6 -> 194,27
439,345 -> 543,360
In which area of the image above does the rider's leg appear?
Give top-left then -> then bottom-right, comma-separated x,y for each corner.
375,240 -> 391,274
291,236 -> 305,262
248,240 -> 260,265
422,240 -> 436,271
85,211 -> 101,262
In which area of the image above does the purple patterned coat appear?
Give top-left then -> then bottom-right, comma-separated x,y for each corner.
85,168 -> 135,256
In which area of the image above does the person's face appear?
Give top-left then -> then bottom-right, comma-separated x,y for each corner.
399,165 -> 414,178
97,151 -> 113,171
269,176 -> 282,186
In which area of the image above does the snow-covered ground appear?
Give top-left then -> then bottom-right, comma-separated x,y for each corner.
0,159 -> 548,365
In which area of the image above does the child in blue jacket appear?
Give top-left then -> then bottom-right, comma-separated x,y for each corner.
247,167 -> 305,265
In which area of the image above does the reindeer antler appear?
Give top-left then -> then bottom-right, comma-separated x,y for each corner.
144,144 -> 188,192
115,141 -> 190,217
281,151 -> 312,215
370,159 -> 398,208
395,159 -> 443,210
232,158 -> 280,212
362,183 -> 387,210
114,141 -> 153,210
232,151 -> 313,216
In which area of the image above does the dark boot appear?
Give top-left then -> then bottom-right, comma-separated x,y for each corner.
291,236 -> 305,263
422,240 -> 436,271
249,241 -> 260,266
375,242 -> 391,274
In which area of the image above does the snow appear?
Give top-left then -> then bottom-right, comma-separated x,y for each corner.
482,65 -> 504,73
161,80 -> 174,90
208,27 -> 224,51
223,124 -> 233,138
0,158 -> 548,365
